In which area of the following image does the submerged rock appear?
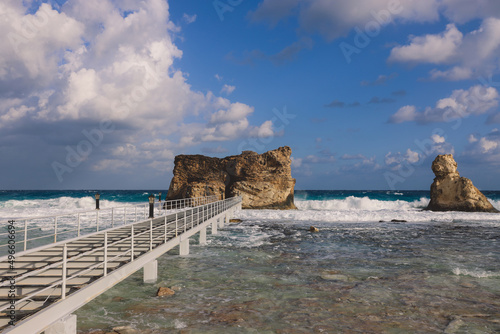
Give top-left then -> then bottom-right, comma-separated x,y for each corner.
309,226 -> 319,232
320,271 -> 351,282
156,287 -> 175,297
427,155 -> 498,213
444,317 -> 465,333
112,326 -> 138,334
320,274 -> 350,282
167,146 -> 297,210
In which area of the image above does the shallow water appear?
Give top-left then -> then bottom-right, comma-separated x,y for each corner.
1,191 -> 498,332
76,218 -> 500,333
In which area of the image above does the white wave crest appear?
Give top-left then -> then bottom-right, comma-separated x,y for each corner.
488,198 -> 500,211
452,268 -> 499,278
236,195 -> 500,224
295,196 -> 429,211
0,196 -> 126,219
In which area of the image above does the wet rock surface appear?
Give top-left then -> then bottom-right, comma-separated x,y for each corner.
156,287 -> 175,297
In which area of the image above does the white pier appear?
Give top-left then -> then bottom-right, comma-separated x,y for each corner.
0,196 -> 242,333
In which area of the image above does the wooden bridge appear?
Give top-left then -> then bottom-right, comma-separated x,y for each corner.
0,195 -> 242,333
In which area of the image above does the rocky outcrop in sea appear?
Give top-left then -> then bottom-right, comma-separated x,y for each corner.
166,146 -> 297,210
427,154 -> 498,212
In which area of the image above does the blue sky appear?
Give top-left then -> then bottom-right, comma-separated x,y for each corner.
1,0 -> 500,190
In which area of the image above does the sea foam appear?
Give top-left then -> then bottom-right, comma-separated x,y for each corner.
296,196 -> 429,211
0,196 -> 124,219
2,195 -> 499,226
452,267 -> 500,278
237,197 -> 500,225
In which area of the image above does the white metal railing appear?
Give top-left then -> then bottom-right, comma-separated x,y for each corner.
0,196 -> 218,254
0,196 -> 241,319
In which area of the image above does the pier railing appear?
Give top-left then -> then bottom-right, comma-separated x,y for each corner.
0,195 -> 217,254
0,196 -> 242,331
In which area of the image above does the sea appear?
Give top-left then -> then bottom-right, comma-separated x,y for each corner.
1,190 -> 499,333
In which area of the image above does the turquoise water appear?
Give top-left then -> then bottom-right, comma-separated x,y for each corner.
74,219 -> 500,333
1,191 -> 499,333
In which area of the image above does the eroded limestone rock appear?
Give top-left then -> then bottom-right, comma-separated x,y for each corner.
427,155 -> 498,212
167,146 -> 297,210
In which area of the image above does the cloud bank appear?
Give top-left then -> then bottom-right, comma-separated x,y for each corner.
0,0 -> 275,184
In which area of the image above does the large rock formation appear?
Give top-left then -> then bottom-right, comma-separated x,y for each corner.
427,154 -> 498,212
166,146 -> 297,210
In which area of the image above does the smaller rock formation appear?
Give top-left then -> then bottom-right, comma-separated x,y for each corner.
427,155 -> 498,212
156,287 -> 175,297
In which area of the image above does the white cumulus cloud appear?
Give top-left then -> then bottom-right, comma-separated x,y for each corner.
462,129 -> 500,165
385,149 -> 421,170
389,85 -> 499,124
0,0 -> 270,176
390,18 -> 500,80
389,23 -> 462,64
221,84 -> 236,95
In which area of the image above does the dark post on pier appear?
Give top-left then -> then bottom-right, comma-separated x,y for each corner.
149,194 -> 155,218
95,193 -> 100,210
158,192 -> 162,202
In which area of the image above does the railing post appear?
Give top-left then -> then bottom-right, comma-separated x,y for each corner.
124,207 -> 126,225
131,225 -> 134,262
62,243 -> 67,299
184,209 -> 187,233
191,208 -> 194,229
96,210 -> 99,232
24,220 -> 28,251
149,219 -> 153,251
149,194 -> 155,218
135,206 -> 137,222
77,213 -> 81,237
164,216 -> 167,243
111,208 -> 114,228
95,193 -> 100,210
54,217 -> 58,243
104,232 -> 108,276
